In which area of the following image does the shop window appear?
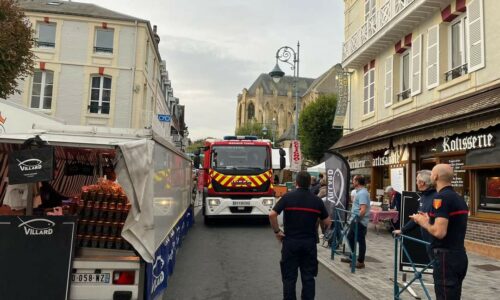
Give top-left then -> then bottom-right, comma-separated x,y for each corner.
476,169 -> 500,214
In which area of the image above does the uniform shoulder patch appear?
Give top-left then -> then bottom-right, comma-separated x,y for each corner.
433,199 -> 442,210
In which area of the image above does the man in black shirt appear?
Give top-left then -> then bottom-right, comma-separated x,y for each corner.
410,164 -> 468,300
269,171 -> 331,300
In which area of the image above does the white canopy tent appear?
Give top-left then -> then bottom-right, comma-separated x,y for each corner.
307,161 -> 326,174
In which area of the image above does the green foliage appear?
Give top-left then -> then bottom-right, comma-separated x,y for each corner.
186,138 -> 206,153
298,94 -> 342,163
235,121 -> 266,138
0,0 -> 35,99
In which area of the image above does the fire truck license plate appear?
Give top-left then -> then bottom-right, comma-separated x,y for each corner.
233,201 -> 250,206
72,273 -> 110,284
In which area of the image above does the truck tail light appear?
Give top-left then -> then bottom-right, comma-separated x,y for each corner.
112,270 -> 135,285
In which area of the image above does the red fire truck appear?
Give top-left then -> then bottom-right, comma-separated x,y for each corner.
194,136 -> 285,224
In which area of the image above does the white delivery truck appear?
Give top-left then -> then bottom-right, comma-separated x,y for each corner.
0,124 -> 193,300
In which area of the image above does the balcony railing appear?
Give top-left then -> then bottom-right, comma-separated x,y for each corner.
397,89 -> 411,102
445,64 -> 468,82
343,0 -> 415,62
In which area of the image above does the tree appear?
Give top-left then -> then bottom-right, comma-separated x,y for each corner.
235,121 -> 266,138
0,0 -> 35,99
298,94 -> 342,163
186,138 -> 206,153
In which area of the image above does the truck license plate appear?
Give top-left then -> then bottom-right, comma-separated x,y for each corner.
233,201 -> 250,206
72,273 -> 110,284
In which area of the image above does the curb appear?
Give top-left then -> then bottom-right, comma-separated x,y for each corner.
317,253 -> 373,300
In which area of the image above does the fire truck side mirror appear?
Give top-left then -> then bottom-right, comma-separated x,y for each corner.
194,149 -> 201,156
279,148 -> 286,170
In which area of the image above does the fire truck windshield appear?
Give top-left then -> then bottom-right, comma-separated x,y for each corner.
210,145 -> 270,173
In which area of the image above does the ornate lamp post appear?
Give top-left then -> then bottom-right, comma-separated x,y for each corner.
268,41 -> 300,140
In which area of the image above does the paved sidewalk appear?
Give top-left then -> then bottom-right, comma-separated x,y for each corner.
316,224 -> 500,299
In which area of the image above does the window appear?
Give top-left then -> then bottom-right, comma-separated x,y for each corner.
247,102 -> 255,121
89,75 -> 111,114
36,22 -> 56,48
364,0 -> 376,20
398,51 -> 411,101
145,40 -> 150,67
476,169 -> 500,214
94,28 -> 114,54
30,70 -> 54,110
446,15 -> 468,81
363,67 -> 375,115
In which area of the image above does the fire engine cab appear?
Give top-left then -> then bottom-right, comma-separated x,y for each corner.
194,136 -> 285,224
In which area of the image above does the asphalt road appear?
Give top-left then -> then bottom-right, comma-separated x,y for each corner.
163,210 -> 366,300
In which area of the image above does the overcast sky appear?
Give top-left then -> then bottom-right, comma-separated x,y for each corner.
79,0 -> 344,140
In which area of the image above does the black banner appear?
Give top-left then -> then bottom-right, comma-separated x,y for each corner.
8,147 -> 54,184
324,151 -> 350,214
0,216 -> 77,300
400,191 -> 433,273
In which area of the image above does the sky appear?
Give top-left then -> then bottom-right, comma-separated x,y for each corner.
79,0 -> 345,140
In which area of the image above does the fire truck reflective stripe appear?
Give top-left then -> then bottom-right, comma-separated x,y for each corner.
266,171 -> 272,177
215,174 -> 224,181
242,176 -> 256,187
259,174 -> 267,182
220,175 -> 232,185
285,207 -> 321,214
252,176 -> 262,185
208,183 -> 212,189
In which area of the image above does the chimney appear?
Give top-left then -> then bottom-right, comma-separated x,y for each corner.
153,25 -> 160,45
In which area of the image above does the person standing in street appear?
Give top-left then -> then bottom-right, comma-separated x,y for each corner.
269,171 -> 331,300
393,170 -> 437,261
341,175 -> 370,269
410,164 -> 468,300
385,185 -> 402,229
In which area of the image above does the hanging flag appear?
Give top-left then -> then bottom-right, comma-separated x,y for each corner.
324,151 -> 350,212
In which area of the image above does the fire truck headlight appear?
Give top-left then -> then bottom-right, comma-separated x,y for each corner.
262,199 -> 274,206
208,199 -> 220,206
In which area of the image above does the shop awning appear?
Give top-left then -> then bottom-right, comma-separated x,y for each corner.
332,83 -> 500,155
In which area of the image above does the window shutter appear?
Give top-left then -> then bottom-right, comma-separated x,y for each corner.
426,25 -> 439,89
411,35 -> 422,96
467,0 -> 485,72
384,55 -> 393,106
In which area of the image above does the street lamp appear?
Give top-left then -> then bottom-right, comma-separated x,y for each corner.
268,41 -> 300,140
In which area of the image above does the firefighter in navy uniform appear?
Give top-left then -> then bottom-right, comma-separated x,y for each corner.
410,164 -> 468,300
269,171 -> 331,300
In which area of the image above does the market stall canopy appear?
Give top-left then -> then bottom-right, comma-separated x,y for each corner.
307,162 -> 326,173
0,100 -> 65,134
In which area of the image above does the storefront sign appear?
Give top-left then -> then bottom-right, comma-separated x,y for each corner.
0,216 -> 77,300
289,140 -> 302,172
373,150 -> 402,166
442,133 -> 495,152
348,159 -> 370,169
8,147 -> 54,184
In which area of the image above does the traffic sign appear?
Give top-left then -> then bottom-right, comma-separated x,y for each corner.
158,114 -> 171,122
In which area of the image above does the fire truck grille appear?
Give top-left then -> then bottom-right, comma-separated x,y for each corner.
229,207 -> 253,213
